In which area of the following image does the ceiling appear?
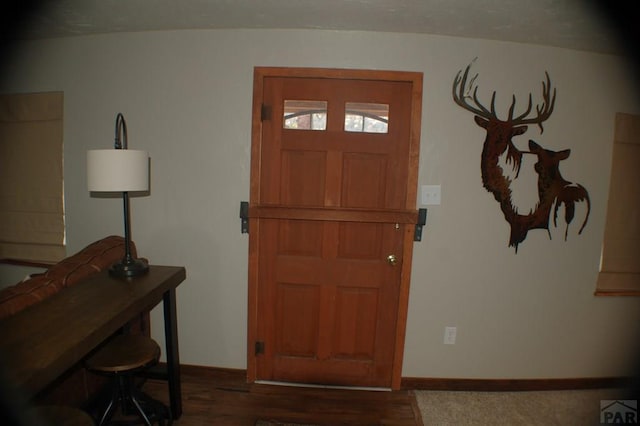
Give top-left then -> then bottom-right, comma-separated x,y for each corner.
7,0 -> 632,55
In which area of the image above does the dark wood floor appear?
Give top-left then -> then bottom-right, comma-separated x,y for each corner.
143,367 -> 423,426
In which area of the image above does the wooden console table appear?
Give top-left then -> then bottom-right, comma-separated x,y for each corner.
0,265 -> 186,419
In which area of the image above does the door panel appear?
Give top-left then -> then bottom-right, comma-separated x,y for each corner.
249,68 -> 422,389
342,153 -> 388,208
280,150 -> 326,206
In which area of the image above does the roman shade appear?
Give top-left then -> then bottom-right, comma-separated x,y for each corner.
596,112 -> 640,295
0,92 -> 65,264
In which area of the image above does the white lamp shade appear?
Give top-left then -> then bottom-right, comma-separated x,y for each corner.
87,149 -> 149,192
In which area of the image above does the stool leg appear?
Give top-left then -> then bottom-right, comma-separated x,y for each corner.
131,384 -> 167,426
116,375 -> 152,426
129,394 -> 151,426
95,373 -> 170,426
129,392 -> 153,426
97,380 -> 119,426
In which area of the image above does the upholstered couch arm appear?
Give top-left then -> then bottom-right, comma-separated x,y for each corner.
0,235 -> 135,320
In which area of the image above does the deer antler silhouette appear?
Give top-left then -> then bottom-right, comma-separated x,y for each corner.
452,61 -> 589,251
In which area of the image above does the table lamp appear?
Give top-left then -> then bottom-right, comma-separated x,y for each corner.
87,113 -> 150,277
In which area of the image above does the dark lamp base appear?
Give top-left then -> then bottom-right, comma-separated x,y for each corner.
109,258 -> 149,278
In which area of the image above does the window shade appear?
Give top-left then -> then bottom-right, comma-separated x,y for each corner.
0,92 -> 66,264
596,112 -> 640,295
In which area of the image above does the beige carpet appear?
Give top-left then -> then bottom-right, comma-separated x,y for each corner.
414,388 -> 629,425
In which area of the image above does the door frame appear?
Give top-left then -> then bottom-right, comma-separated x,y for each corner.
247,67 -> 423,389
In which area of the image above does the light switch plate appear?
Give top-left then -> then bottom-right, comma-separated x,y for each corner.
444,326 -> 457,345
421,185 -> 441,205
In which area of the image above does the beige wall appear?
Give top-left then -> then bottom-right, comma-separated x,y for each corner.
2,29 -> 639,380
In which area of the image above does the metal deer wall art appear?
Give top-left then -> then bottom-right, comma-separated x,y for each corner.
452,61 -> 590,251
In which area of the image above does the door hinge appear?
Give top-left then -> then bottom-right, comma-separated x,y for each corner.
239,201 -> 249,234
255,341 -> 265,355
261,104 -> 272,121
414,208 -> 428,242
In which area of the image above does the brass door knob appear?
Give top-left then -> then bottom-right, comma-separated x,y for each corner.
387,254 -> 398,266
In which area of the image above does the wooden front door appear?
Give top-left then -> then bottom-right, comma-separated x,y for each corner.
248,67 -> 422,389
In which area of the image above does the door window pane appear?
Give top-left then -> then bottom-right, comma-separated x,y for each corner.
283,100 -> 327,130
345,102 -> 389,133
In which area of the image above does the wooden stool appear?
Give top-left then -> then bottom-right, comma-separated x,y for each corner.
85,334 -> 170,426
30,405 -> 95,426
